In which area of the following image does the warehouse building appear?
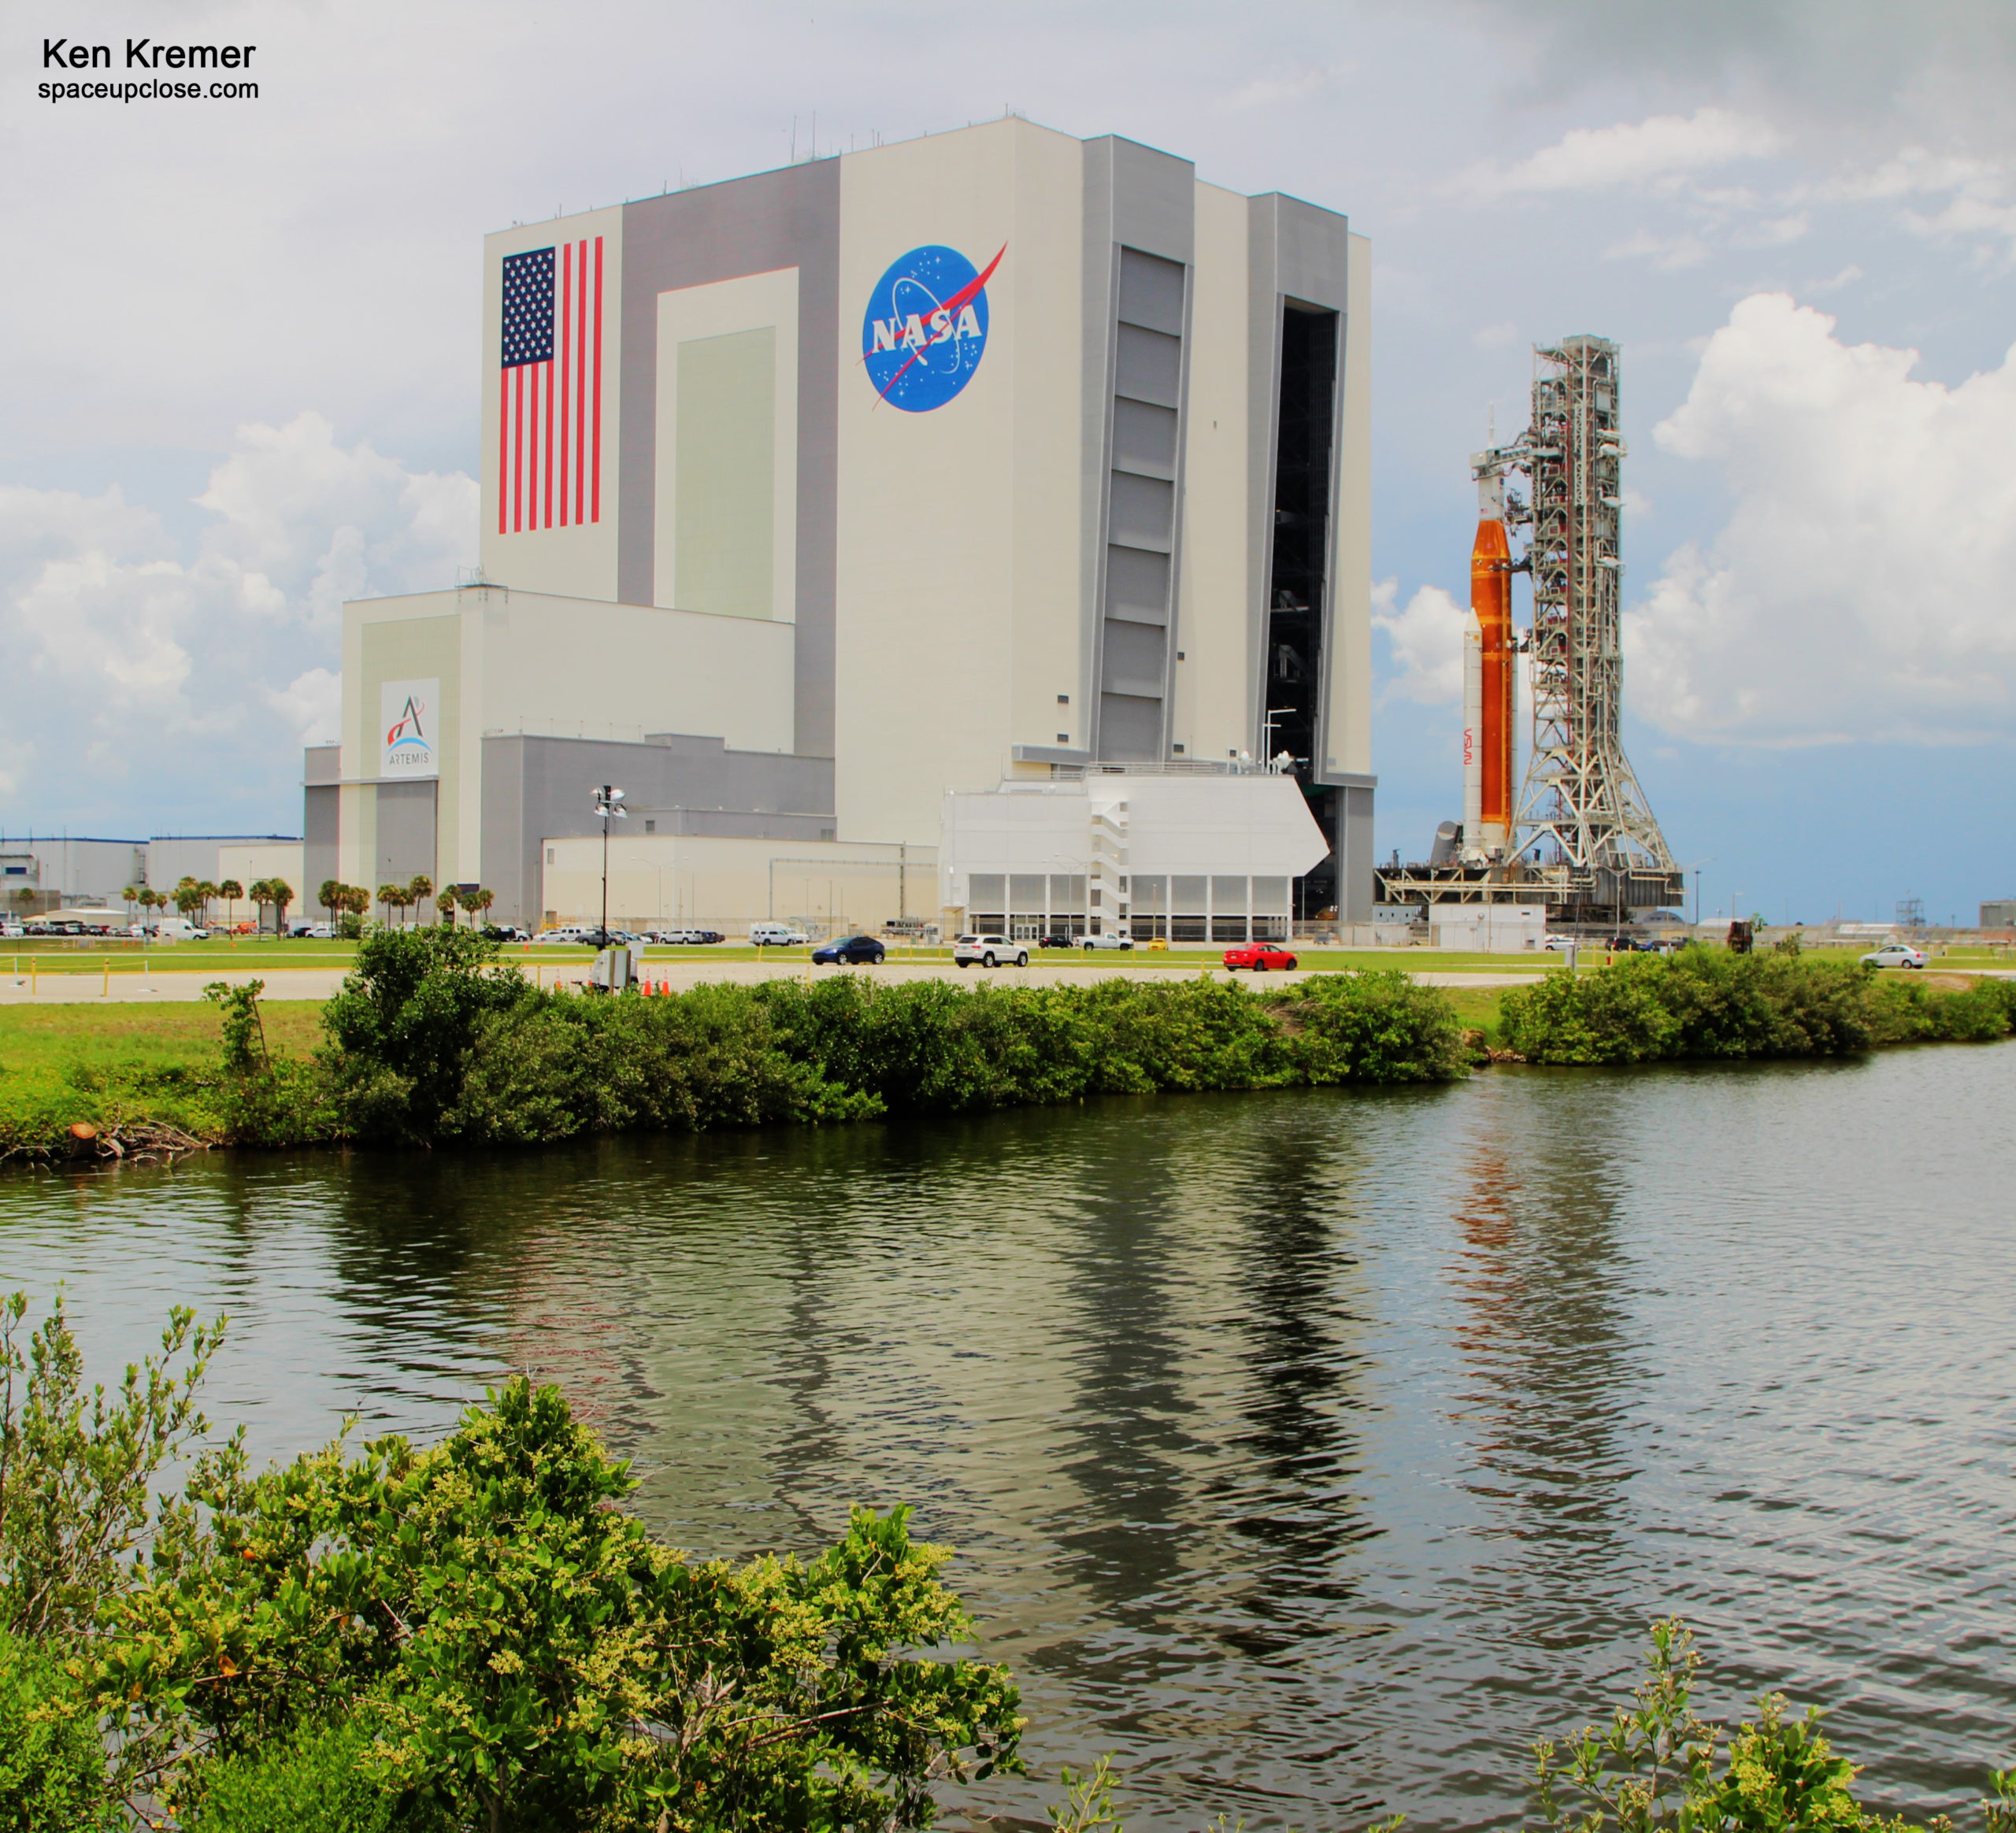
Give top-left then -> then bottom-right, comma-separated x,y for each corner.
314,117 -> 1373,931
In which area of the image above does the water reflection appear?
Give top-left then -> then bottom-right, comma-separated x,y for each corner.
2,1047 -> 2014,1831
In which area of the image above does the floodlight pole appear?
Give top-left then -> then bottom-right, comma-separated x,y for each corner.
594,784 -> 627,942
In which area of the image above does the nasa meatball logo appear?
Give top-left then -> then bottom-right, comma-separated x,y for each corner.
861,243 -> 1004,412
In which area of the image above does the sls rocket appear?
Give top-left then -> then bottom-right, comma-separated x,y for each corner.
1462,465 -> 1518,861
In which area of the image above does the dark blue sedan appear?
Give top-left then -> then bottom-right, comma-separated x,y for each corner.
811,934 -> 886,965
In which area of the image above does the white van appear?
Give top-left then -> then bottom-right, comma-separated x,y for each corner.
748,923 -> 809,947
137,917 -> 206,942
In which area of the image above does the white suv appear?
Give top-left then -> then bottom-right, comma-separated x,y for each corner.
953,933 -> 1028,968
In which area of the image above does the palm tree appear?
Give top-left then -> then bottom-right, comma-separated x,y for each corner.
469,887 -> 495,931
437,888 -> 458,927
176,883 -> 204,922
120,884 -> 139,925
378,883 -> 405,928
407,873 -> 434,925
269,879 -> 294,932
320,879 -> 341,925
218,879 -> 243,933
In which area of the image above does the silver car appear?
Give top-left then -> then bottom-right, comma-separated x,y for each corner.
1861,943 -> 1928,968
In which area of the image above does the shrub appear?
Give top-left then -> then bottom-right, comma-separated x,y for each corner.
320,925 -> 529,1141
1499,952 -> 2013,1067
96,1376 -> 1023,1833
183,1699 -> 448,1833
1280,968 -> 1470,1083
372,969 -> 1469,1148
0,1626 -> 119,1831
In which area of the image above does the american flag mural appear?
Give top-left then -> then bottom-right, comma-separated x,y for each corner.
498,236 -> 602,534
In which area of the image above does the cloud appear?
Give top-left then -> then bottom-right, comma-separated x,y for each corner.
1603,228 -> 1712,269
1627,292 -> 2016,746
269,668 -> 344,748
1373,578 -> 1467,707
1822,146 -> 2016,257
1456,108 -> 1781,200
1219,65 -> 1350,111
0,416 -> 474,826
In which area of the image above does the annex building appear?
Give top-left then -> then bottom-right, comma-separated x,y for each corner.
310,117 -> 1373,935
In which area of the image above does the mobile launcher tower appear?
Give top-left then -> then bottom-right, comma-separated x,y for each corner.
1384,335 -> 1684,925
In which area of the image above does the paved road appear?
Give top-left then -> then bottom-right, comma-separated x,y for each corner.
0,957 -> 1555,1005
10,954 -> 2007,1007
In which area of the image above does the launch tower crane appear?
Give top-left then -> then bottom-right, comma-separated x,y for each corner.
1382,335 -> 1684,924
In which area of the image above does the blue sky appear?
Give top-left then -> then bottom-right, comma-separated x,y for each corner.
4,0 -> 2014,923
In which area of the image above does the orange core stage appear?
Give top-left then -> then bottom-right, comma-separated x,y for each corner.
1471,515 -> 1514,839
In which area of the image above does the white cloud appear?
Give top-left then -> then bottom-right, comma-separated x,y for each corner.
1731,211 -> 1811,248
1628,292 -> 2016,746
1373,577 -> 1467,706
1823,146 -> 2016,257
1219,65 -> 1350,111
0,416 -> 474,824
1457,108 -> 1781,199
269,668 -> 344,748
1603,228 -> 1712,269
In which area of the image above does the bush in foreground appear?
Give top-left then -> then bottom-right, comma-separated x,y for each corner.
0,1293 -> 1022,1833
1529,1617 -> 2016,1833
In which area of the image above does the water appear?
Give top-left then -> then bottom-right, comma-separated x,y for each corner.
3,1046 -> 2013,1829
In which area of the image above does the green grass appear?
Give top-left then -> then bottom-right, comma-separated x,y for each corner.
0,1002 -> 324,1071
0,1002 -> 328,1161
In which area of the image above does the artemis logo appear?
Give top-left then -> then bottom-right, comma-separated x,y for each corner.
861,243 -> 1003,413
385,697 -> 429,755
380,678 -> 440,779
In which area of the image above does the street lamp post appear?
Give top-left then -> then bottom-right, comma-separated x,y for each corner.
594,785 -> 627,941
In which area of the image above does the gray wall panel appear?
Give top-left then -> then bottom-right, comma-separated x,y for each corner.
1341,784 -> 1375,923
1100,620 -> 1167,698
1088,138 -> 1195,264
303,785 -> 340,915
1117,248 -> 1185,333
1111,398 -> 1177,478
1098,692 -> 1162,760
618,165 -> 840,758
1105,546 -> 1171,622
1107,474 -> 1174,551
374,783 -> 438,888
480,732 -> 834,928
1115,325 -> 1181,407
1262,193 -> 1351,310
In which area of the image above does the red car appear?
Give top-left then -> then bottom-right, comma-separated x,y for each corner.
1223,942 -> 1298,972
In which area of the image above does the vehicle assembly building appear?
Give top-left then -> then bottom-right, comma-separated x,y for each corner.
308,117 -> 1373,935
1382,334 -> 1684,926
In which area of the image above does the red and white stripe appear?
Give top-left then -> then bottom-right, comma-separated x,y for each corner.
498,235 -> 603,535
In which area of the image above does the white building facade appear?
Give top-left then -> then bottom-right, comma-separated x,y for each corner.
316,118 -> 1374,930
942,768 -> 1329,942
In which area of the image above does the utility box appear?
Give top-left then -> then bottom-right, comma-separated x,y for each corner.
591,944 -> 643,993
1429,904 -> 1545,953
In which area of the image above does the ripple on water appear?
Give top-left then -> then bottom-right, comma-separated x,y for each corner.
2,1045 -> 2012,1830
